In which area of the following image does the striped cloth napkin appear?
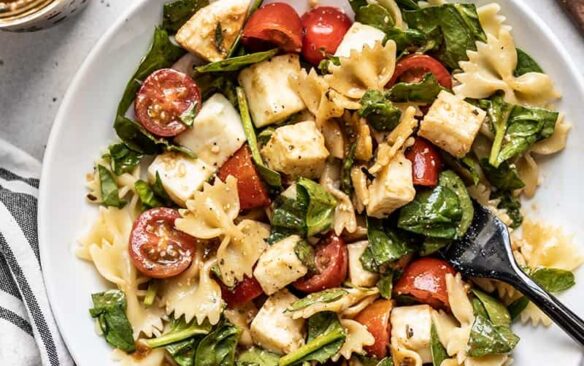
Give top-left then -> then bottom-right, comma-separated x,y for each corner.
0,139 -> 73,366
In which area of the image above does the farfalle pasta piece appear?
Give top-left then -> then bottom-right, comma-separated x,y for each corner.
477,3 -> 507,38
531,114 -> 570,155
326,41 -> 397,99
516,152 -> 539,198
320,161 -> 358,235
519,301 -> 552,327
454,28 -> 560,107
343,111 -> 373,161
332,319 -> 375,361
289,287 -> 379,319
391,345 -> 423,366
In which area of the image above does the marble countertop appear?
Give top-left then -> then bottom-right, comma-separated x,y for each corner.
0,0 -> 582,161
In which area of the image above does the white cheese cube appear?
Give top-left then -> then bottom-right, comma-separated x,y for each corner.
390,305 -> 433,364
175,93 -> 246,169
147,152 -> 214,207
250,289 -> 305,354
367,152 -> 415,218
261,121 -> 329,179
175,0 -> 250,62
418,91 -> 486,158
347,241 -> 378,287
335,22 -> 386,58
238,54 -> 306,128
253,235 -> 308,295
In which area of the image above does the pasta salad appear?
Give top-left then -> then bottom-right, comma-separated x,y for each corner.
78,0 -> 584,365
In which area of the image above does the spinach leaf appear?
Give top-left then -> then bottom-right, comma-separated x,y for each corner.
287,289 -> 348,312
361,218 -> 415,272
98,165 -> 127,208
237,348 -> 280,366
385,27 -> 429,53
196,72 -> 238,104
297,178 -> 337,237
431,322 -> 448,366
167,336 -> 202,366
162,0 -> 209,33
357,355 -> 394,366
135,180 -> 164,209
377,272 -> 393,299
196,49 -> 278,73
472,289 -> 511,326
397,185 -> 462,239
89,290 -> 135,352
143,316 -> 212,349
359,90 -> 402,131
404,4 -> 485,69
438,171 -> 473,237
471,297 -> 490,320
387,73 -> 444,104
236,87 -> 282,187
279,312 -> 346,366
467,315 -> 519,357
515,48 -> 543,76
348,0 -> 368,13
268,185 -> 309,243
317,56 -> 340,75
492,191 -> 523,229
507,297 -> 530,321
295,239 -> 317,273
480,159 -> 525,191
531,267 -> 576,293
195,321 -> 240,366
420,238 -> 450,256
341,143 -> 356,195
355,4 -> 395,30
107,143 -> 143,175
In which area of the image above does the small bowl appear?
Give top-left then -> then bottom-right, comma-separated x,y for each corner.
0,0 -> 88,32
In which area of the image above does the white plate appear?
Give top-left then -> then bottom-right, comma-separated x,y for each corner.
39,0 -> 584,365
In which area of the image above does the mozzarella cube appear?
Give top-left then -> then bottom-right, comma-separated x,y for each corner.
147,152 -> 214,206
367,152 -> 415,218
419,91 -> 486,158
261,121 -> 329,179
238,54 -> 306,128
175,0 -> 250,62
253,235 -> 308,295
250,289 -> 305,354
347,241 -> 378,287
335,23 -> 386,58
175,93 -> 246,169
390,305 -> 433,364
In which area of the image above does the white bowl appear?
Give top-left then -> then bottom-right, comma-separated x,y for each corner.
38,0 -> 584,365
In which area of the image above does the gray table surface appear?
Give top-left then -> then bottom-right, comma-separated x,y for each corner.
0,0 -> 583,162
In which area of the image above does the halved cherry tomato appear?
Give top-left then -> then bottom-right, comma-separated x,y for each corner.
387,54 -> 452,89
405,138 -> 443,187
217,145 -> 271,210
220,276 -> 264,308
301,6 -> 352,65
394,258 -> 456,309
135,68 -> 201,137
355,299 -> 393,358
293,233 -> 348,293
129,207 -> 198,279
242,3 -> 303,53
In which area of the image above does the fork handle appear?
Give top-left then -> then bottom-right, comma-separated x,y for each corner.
509,269 -> 584,346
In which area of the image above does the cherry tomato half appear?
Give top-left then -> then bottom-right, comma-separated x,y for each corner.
135,68 -> 201,137
242,3 -> 303,53
387,54 -> 452,89
301,6 -> 352,65
129,207 -> 198,279
405,138 -> 443,187
220,276 -> 264,308
218,145 -> 271,210
355,299 -> 393,358
393,258 -> 456,310
293,233 -> 348,293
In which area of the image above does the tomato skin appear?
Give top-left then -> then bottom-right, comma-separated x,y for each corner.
293,233 -> 348,293
394,258 -> 456,310
355,299 -> 393,358
301,6 -> 352,65
405,138 -> 443,187
129,208 -> 198,279
242,3 -> 303,53
217,145 -> 271,210
220,276 -> 264,308
135,68 -> 201,137
387,54 -> 452,89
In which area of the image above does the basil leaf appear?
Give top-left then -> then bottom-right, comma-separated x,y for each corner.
269,185 -> 309,243
195,321 -> 240,366
279,312 -> 346,366
196,49 -> 278,73
89,290 -> 135,352
152,171 -> 174,205
472,289 -> 512,326
472,297 -> 490,320
295,239 -> 317,274
98,165 -> 126,208
377,272 -> 393,299
491,191 -> 523,229
431,321 -> 448,366
135,180 -> 164,209
480,159 -> 525,191
162,0 -> 209,33
467,315 -> 519,357
507,297 -> 530,321
531,267 -> 576,293
108,143 -> 143,175
237,348 -> 280,366
297,178 -> 337,237
143,316 -> 212,349
361,218 -> 415,272
287,289 -> 349,312
387,73 -> 445,104
515,48 -> 543,76
341,143 -> 356,195
359,90 -> 402,131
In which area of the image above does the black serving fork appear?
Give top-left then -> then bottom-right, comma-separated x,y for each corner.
441,201 -> 584,346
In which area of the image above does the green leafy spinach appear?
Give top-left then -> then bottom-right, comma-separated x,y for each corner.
97,165 -> 127,208
89,290 -> 135,352
195,320 -> 240,366
467,315 -> 519,357
196,49 -> 278,73
359,90 -> 402,131
387,73 -> 445,104
162,0 -> 209,33
360,218 -> 415,272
